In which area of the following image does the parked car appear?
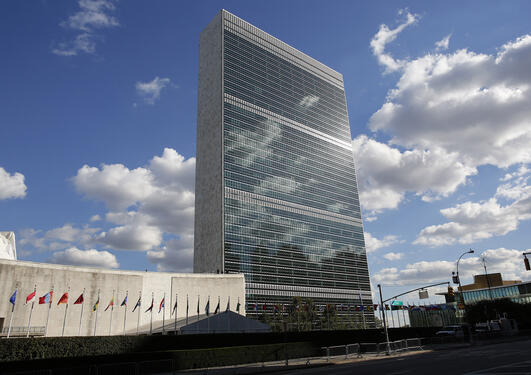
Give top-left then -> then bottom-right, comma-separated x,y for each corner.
435,325 -> 465,337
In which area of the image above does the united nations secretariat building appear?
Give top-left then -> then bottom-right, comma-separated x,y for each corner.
194,10 -> 373,324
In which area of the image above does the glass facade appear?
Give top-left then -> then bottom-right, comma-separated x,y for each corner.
462,283 -> 531,304
219,14 -> 372,322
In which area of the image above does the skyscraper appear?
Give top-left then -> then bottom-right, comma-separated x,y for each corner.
194,10 -> 372,324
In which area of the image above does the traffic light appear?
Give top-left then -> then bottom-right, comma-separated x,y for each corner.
524,256 -> 530,271
447,286 -> 454,297
452,275 -> 460,284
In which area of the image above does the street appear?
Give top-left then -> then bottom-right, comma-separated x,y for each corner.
281,339 -> 531,375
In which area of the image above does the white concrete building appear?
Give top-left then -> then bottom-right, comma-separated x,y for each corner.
0,259 -> 245,337
0,232 -> 17,260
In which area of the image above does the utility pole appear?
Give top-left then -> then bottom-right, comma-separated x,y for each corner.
481,257 -> 494,300
377,284 -> 390,356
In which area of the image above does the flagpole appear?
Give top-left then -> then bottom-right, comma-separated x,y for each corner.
109,290 -> 114,336
359,291 -> 366,329
186,294 -> 189,325
26,285 -> 36,338
62,287 -> 70,337
78,288 -> 85,336
136,291 -> 141,335
123,291 -> 128,336
174,293 -> 178,334
150,292 -> 153,335
45,286 -> 53,337
227,296 -> 230,333
162,292 -> 166,335
197,295 -> 199,333
7,288 -> 17,339
94,289 -> 100,336
207,295 -> 210,334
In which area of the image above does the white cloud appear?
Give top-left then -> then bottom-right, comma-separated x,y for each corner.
62,0 -> 119,32
383,252 -> 404,261
370,9 -> 419,73
147,235 -> 194,272
20,148 -> 194,269
0,167 -> 27,200
435,34 -> 451,51
352,135 -> 476,213
18,224 -> 99,253
96,222 -> 162,251
72,148 -> 195,256
414,173 -> 531,246
52,0 -> 118,56
369,33 -> 531,170
364,232 -> 401,253
50,247 -> 119,269
136,77 -> 171,104
372,248 -> 530,286
73,163 -> 155,211
52,33 -> 97,56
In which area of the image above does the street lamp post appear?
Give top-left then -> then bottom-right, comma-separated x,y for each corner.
377,284 -> 391,356
456,249 -> 474,309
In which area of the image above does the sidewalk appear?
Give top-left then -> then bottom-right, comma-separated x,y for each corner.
171,348 -> 430,375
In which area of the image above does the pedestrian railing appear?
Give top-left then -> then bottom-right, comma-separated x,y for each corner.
321,343 -> 362,361
375,338 -> 423,355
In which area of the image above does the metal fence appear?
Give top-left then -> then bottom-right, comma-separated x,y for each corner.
6,339 -> 427,375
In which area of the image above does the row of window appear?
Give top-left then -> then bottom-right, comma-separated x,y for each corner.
224,195 -> 362,233
224,108 -> 356,178
223,61 -> 349,135
224,31 -> 345,102
224,106 -> 353,164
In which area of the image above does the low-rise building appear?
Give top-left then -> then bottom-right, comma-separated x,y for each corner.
0,259 -> 245,337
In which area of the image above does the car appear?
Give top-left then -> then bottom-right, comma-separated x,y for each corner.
435,325 -> 465,337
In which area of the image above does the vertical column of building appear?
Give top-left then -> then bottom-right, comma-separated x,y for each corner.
194,12 -> 224,274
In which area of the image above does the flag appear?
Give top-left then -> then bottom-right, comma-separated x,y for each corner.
121,295 -> 127,307
186,296 -> 189,316
26,290 -> 36,305
205,298 -> 210,316
105,296 -> 114,311
92,296 -> 100,311
172,299 -> 177,316
145,297 -> 153,313
196,298 -> 200,314
9,290 -> 17,305
236,298 -> 240,313
39,291 -> 53,305
226,297 -> 230,312
214,298 -> 220,314
159,297 -> 165,313
132,297 -> 141,312
57,292 -> 68,305
74,294 -> 84,305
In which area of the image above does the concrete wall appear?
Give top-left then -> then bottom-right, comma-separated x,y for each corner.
193,10 -> 224,274
0,260 -> 245,336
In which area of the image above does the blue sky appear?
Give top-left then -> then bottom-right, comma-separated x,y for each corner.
2,0 -> 531,303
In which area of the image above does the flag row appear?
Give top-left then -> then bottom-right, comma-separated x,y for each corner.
7,289 -> 246,316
